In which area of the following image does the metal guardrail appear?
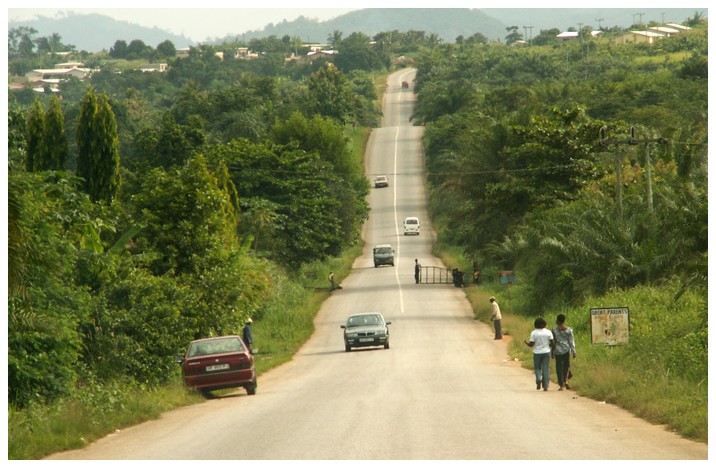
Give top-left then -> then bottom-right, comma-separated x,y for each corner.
419,266 -> 453,284
418,266 -> 470,287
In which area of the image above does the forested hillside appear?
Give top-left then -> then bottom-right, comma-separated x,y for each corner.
7,15 -> 708,457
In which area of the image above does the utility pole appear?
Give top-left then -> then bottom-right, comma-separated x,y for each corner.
600,127 -> 668,216
599,127 -> 627,219
595,17 -> 604,30
636,11 -> 645,26
628,127 -> 668,213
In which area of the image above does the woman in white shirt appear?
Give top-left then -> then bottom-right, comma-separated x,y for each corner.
524,317 -> 554,391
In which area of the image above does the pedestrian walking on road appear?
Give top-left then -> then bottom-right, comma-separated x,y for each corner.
490,296 -> 502,340
552,314 -> 576,390
524,317 -> 554,391
414,259 -> 421,284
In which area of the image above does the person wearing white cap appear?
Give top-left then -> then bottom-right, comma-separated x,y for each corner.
243,318 -> 254,352
489,296 -> 502,340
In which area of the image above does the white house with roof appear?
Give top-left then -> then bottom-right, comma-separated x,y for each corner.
666,23 -> 692,31
306,49 -> 337,59
55,61 -> 85,69
613,30 -> 669,45
648,26 -> 681,37
25,67 -> 90,83
556,30 -> 603,40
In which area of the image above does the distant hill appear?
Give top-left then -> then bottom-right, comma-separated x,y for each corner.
238,9 -> 506,43
482,8 -> 704,33
236,7 -> 705,43
8,12 -> 193,52
8,8 -> 706,53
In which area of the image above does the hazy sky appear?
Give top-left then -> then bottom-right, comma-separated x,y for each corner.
7,2 -> 364,41
6,0 -> 684,42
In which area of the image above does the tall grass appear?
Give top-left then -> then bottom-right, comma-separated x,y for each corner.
459,270 -> 707,442
8,380 -> 203,459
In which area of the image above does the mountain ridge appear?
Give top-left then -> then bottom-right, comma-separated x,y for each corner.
8,8 -> 705,53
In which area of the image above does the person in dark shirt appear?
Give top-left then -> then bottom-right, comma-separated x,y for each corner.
243,318 -> 253,352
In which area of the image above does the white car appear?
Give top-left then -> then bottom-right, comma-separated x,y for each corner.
374,175 -> 389,188
403,217 -> 420,235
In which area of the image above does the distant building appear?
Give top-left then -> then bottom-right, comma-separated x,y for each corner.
556,30 -> 603,40
234,47 -> 259,59
55,61 -> 85,69
139,63 -> 168,73
613,25 -> 686,46
306,49 -> 337,59
26,67 -> 89,83
666,23 -> 692,31
648,26 -> 681,37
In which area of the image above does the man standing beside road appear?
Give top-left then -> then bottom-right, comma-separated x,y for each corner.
243,318 -> 254,353
490,296 -> 503,340
414,259 -> 421,284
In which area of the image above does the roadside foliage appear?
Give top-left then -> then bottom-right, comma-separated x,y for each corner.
417,21 -> 707,440
6,16 -> 708,456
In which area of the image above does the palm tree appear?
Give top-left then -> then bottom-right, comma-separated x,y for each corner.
327,30 -> 343,49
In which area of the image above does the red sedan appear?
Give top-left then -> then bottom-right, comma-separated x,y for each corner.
176,335 -> 257,397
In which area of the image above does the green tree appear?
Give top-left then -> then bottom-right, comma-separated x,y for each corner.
505,26 -> 523,45
132,154 -> 238,276
327,30 -> 343,49
334,32 -> 386,73
298,64 -> 360,124
208,139 -> 345,267
126,39 -> 151,59
76,87 -> 121,203
155,39 -> 176,58
133,112 -> 205,169
25,99 -> 45,172
43,95 -> 69,170
109,39 -> 128,59
8,172 -> 99,407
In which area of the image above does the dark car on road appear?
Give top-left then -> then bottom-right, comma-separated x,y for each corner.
373,243 -> 395,267
341,312 -> 391,352
175,335 -> 257,396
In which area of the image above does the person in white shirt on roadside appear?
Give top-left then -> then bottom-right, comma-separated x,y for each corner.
524,317 -> 554,391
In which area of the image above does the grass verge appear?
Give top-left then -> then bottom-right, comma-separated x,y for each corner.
433,244 -> 707,443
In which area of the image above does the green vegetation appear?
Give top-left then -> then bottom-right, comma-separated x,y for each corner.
7,15 -> 707,457
9,27 -> 387,458
459,280 -> 707,442
423,22 -> 707,442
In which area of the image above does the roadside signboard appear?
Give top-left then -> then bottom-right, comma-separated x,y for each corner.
590,307 -> 630,345
499,271 -> 515,285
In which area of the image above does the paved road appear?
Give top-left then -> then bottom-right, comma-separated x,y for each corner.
47,69 -> 707,460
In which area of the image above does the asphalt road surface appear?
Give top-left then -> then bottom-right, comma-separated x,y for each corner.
47,69 -> 707,461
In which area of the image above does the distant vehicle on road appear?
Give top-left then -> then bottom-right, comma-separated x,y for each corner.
373,243 -> 395,267
401,81 -> 409,89
374,175 -> 389,188
403,216 -> 420,235
175,335 -> 257,397
341,312 -> 391,352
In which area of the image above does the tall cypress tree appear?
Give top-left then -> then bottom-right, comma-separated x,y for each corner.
76,88 -> 121,202
43,95 -> 68,171
25,99 -> 45,172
